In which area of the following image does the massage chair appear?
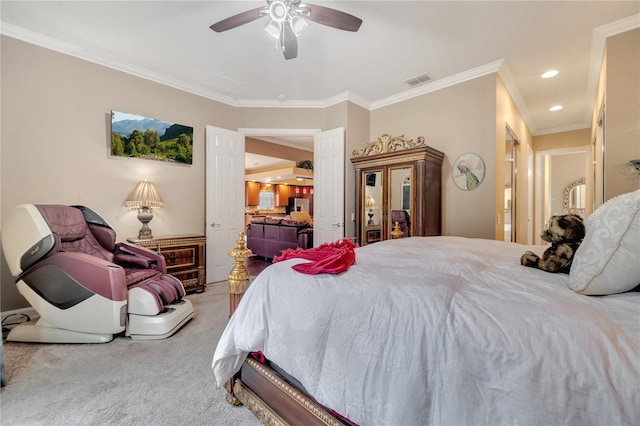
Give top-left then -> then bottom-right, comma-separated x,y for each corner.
1,204 -> 194,343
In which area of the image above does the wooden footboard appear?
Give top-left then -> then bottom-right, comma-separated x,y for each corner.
227,357 -> 347,426
226,234 -> 348,425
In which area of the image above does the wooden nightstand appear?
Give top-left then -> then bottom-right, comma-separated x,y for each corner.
127,234 -> 206,294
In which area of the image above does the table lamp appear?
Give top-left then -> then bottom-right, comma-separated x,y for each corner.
125,180 -> 164,239
366,195 -> 377,225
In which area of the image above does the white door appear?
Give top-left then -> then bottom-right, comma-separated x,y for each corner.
313,127 -> 345,246
205,125 -> 245,283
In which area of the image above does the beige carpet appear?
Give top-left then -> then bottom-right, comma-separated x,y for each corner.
0,282 -> 261,426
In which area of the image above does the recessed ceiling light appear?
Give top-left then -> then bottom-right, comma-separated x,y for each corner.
541,70 -> 559,79
549,105 -> 563,111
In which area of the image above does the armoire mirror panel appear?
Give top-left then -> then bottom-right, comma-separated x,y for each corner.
362,170 -> 384,243
388,166 -> 414,237
351,134 -> 444,246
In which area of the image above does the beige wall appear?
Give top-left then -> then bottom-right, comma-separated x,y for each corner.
344,102 -> 371,237
0,37 -> 228,309
604,28 -> 640,199
534,129 -> 590,152
369,75 -> 498,239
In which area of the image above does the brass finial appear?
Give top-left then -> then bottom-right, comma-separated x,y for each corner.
390,221 -> 404,239
228,231 -> 253,317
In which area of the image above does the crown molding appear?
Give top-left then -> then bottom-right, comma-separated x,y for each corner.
5,15 -> 635,137
534,122 -> 590,137
0,22 -> 508,114
0,22 -> 241,107
370,60 -> 504,110
233,91 -> 372,109
497,60 -> 536,134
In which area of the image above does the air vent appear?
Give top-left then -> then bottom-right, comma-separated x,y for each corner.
405,73 -> 432,87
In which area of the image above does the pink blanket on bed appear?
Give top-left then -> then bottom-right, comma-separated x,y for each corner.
273,238 -> 357,274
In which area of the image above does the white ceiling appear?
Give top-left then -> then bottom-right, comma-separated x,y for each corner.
245,152 -> 293,170
2,1 -> 638,143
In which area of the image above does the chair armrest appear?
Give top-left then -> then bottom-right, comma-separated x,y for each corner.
116,243 -> 167,273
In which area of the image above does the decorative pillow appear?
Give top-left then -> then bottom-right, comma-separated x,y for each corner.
569,189 -> 640,295
264,217 -> 282,224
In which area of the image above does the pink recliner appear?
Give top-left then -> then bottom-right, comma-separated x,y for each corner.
1,204 -> 194,343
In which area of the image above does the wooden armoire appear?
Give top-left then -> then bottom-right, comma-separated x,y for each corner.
351,134 -> 444,246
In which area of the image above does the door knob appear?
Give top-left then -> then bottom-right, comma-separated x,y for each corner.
210,222 -> 220,228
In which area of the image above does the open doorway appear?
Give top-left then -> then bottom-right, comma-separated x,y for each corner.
534,147 -> 589,245
238,127 -> 346,246
240,127 -> 318,217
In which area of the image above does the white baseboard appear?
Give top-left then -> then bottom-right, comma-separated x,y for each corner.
2,307 -> 37,325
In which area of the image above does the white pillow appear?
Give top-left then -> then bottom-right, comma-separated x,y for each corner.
569,189 -> 640,295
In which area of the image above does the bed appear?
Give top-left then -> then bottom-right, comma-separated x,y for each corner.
212,190 -> 640,426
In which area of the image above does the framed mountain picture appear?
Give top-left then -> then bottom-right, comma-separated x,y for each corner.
110,110 -> 193,165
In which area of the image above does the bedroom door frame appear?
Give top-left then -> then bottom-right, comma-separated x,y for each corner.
239,127 -> 346,246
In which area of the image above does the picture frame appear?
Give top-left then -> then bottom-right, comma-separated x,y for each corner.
110,110 -> 193,165
452,152 -> 485,190
365,173 -> 377,186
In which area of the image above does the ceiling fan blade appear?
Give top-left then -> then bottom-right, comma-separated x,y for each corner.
210,7 -> 266,32
281,23 -> 298,60
304,4 -> 362,32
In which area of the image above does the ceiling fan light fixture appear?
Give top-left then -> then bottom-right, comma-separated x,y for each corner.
265,19 -> 282,39
290,15 -> 308,36
210,0 -> 362,60
269,1 -> 288,23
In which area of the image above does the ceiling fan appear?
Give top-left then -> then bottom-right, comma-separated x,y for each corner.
210,0 -> 362,60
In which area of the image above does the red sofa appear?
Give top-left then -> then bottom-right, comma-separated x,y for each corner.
247,218 -> 313,260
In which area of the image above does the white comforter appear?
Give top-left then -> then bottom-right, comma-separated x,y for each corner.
212,237 -> 640,425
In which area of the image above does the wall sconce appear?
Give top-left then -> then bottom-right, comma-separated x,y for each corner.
124,180 -> 164,239
366,195 -> 377,225
630,159 -> 640,172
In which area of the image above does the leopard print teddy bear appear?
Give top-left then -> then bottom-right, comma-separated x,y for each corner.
520,214 -> 585,274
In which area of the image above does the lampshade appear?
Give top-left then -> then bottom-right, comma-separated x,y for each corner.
125,180 -> 164,240
124,180 -> 164,209
290,15 -> 308,36
265,19 -> 282,39
366,195 -> 377,209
